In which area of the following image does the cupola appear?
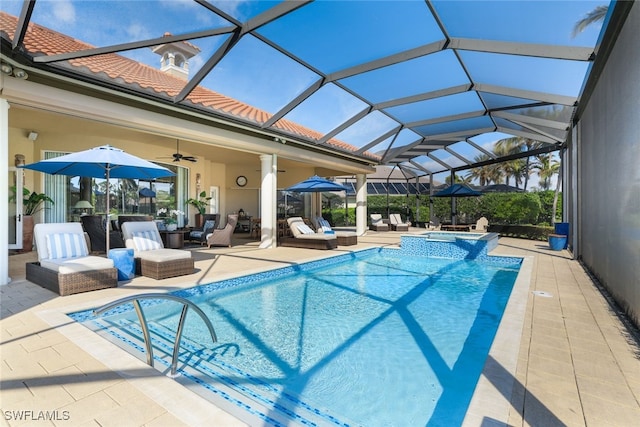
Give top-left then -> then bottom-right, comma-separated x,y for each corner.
151,32 -> 201,80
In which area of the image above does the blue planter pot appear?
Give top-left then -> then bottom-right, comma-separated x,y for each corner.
548,234 -> 567,251
554,223 -> 570,248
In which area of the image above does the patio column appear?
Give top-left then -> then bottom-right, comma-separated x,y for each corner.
1,98 -> 10,285
355,173 -> 367,235
259,154 -> 276,248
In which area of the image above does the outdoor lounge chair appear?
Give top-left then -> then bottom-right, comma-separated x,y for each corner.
369,214 -> 389,232
26,222 -> 117,296
206,215 -> 238,248
279,217 -> 337,250
312,216 -> 357,246
121,221 -> 194,280
389,213 -> 410,232
188,213 -> 219,244
80,215 -> 125,253
471,216 -> 489,232
425,218 -> 441,230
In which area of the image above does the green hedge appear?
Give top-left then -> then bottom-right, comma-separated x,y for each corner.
322,191 -> 562,233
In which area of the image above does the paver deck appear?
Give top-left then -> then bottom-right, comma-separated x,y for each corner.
1,232 -> 638,426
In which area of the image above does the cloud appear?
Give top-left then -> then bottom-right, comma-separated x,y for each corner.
52,0 -> 76,24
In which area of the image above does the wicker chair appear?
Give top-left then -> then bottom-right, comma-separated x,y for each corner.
80,215 -> 125,253
206,215 -> 238,248
121,221 -> 194,280
26,222 -> 117,296
188,214 -> 219,244
369,214 -> 389,232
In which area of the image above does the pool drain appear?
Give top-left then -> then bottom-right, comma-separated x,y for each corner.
532,291 -> 553,298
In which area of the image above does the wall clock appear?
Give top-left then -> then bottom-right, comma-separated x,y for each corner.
236,175 -> 247,187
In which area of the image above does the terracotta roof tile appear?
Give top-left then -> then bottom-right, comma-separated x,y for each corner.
1,12 -> 380,161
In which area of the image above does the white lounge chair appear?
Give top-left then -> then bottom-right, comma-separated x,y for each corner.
279,217 -> 337,250
27,222 -> 117,296
389,213 -> 410,232
471,216 -> 489,232
313,216 -> 358,246
121,221 -> 194,280
369,214 -> 389,231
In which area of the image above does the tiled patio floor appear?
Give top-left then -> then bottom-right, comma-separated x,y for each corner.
1,232 -> 638,426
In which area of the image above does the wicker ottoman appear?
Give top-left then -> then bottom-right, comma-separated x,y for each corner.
26,262 -> 117,296
336,234 -> 357,246
135,256 -> 194,280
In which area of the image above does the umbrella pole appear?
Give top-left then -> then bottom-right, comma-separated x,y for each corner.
106,168 -> 110,254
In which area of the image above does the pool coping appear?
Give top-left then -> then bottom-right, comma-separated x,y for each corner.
35,247 -> 533,426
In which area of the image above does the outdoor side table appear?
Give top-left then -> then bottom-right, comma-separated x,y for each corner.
108,248 -> 135,281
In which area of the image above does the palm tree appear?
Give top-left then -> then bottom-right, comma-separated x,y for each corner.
533,154 -> 560,190
465,154 -> 493,186
494,137 -> 523,186
572,5 -> 608,37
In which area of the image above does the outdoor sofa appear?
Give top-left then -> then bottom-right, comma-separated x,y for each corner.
121,221 -> 194,280
26,222 -> 117,296
279,217 -> 338,250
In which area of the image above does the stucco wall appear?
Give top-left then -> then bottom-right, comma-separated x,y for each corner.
576,3 -> 640,325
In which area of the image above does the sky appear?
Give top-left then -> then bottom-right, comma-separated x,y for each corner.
1,0 -> 607,188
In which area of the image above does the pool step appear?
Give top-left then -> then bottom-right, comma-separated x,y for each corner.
97,318 -> 351,427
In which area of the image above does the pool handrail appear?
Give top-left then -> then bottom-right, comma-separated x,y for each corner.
93,293 -> 217,377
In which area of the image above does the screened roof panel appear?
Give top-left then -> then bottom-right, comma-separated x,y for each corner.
256,1 -> 444,74
384,92 -> 485,124
334,111 -> 400,150
30,0 -> 231,51
199,35 -> 319,115
281,83 -> 367,136
338,51 -> 470,104
432,0 -> 604,47
0,0 -> 619,174
415,116 -> 495,138
460,51 -> 591,97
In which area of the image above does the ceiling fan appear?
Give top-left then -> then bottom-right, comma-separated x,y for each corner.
160,139 -> 197,162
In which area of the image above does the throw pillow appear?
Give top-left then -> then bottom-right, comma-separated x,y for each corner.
45,233 -> 88,259
132,230 -> 162,251
296,223 -> 315,235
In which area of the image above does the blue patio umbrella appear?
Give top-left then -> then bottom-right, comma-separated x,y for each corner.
285,175 -> 349,193
432,184 -> 482,224
21,145 -> 174,252
431,183 -> 482,197
138,188 -> 156,198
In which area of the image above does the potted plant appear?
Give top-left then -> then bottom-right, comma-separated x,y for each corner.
186,191 -> 212,228
9,186 -> 54,252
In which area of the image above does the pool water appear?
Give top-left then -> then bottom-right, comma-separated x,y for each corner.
73,249 -> 521,426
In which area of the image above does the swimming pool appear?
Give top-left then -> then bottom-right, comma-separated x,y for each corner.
70,248 -> 522,426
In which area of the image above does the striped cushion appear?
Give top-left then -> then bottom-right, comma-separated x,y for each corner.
45,233 -> 88,260
132,230 -> 162,251
318,218 -> 332,232
296,223 -> 315,235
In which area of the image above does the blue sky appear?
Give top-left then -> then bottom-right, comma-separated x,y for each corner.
2,0 -> 607,186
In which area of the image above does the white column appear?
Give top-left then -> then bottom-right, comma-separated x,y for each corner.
355,173 -> 367,236
1,98 -> 10,285
259,154 -> 276,248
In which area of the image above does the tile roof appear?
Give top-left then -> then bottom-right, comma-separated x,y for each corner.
0,12 -> 379,161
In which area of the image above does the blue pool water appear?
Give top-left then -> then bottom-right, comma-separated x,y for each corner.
71,248 -> 521,426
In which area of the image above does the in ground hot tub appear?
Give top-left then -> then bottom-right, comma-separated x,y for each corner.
401,231 -> 500,260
